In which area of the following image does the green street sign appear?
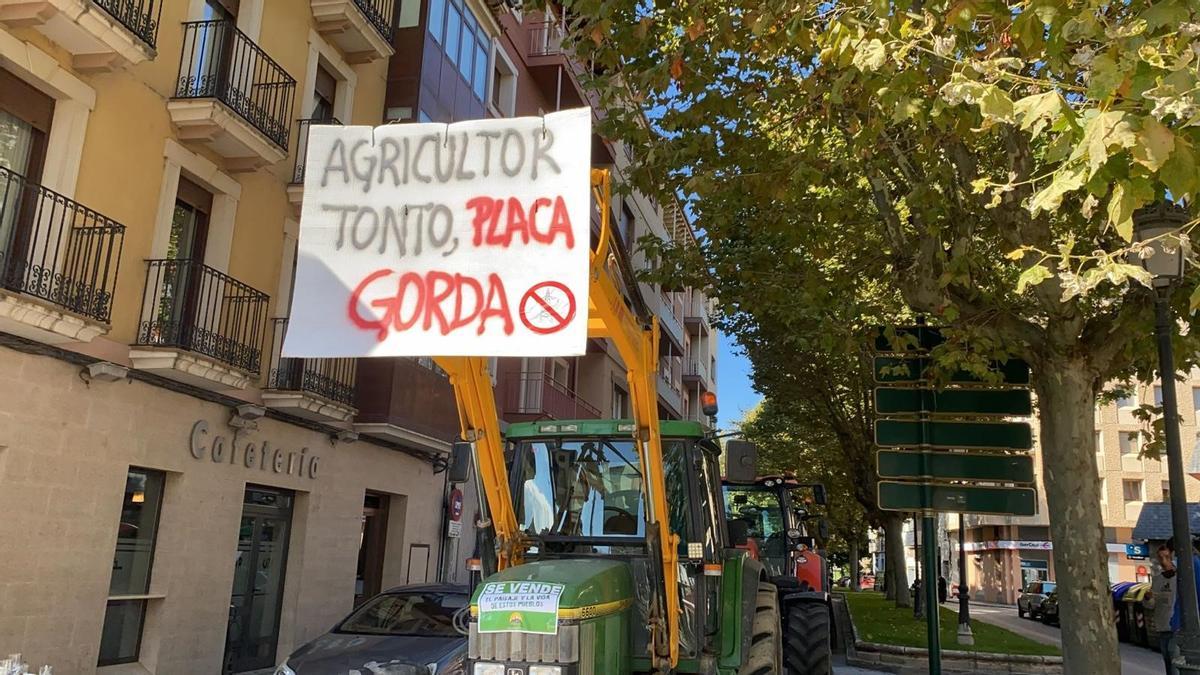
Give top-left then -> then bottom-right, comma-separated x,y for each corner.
876,450 -> 1035,483
878,481 -> 1037,516
873,356 -> 1031,385
874,387 -> 1033,416
872,325 -> 946,353
874,419 -> 1033,450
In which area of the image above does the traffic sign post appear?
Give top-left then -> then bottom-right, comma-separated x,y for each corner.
871,324 -> 1035,674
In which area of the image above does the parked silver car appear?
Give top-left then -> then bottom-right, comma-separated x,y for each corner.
1017,580 -> 1056,619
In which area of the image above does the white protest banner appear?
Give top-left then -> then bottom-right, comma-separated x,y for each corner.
283,108 -> 591,358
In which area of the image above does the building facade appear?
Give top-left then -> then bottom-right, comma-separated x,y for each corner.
0,0 -> 714,673
947,373 -> 1200,604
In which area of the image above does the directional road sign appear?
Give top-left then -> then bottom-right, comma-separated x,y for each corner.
874,419 -> 1033,450
874,387 -> 1033,416
873,356 -> 1031,385
876,450 -> 1035,483
878,481 -> 1037,516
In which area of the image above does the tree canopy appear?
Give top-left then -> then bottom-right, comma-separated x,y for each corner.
560,0 -> 1200,669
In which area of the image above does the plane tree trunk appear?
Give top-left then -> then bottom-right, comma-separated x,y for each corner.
883,512 -> 911,607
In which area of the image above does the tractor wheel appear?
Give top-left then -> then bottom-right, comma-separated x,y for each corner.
744,581 -> 784,675
784,601 -> 832,675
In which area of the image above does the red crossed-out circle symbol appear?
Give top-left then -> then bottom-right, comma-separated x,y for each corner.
519,281 -> 577,335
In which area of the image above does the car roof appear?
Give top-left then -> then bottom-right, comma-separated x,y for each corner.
379,583 -> 469,595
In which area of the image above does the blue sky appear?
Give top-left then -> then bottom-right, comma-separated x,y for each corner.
715,331 -> 760,430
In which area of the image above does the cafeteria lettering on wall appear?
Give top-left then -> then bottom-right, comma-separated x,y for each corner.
189,420 -> 319,479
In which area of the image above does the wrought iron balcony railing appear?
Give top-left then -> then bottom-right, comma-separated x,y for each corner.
135,259 -> 269,374
94,0 -> 163,49
353,0 -> 397,43
0,166 -> 125,323
528,18 -> 566,58
174,20 -> 296,149
292,117 -> 342,184
266,317 -> 356,405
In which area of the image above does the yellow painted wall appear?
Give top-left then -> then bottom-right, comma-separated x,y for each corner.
3,0 -> 391,356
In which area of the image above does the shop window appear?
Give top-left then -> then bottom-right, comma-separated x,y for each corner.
98,468 -> 166,666
1122,479 -> 1144,504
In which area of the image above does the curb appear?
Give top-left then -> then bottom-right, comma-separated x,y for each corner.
836,594 -> 1064,674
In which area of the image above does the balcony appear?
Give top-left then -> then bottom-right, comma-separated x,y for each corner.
287,117 -> 341,213
656,296 -> 685,357
0,166 -> 124,343
525,18 -> 589,110
310,0 -> 395,63
167,20 -> 295,171
499,372 -> 601,422
683,360 -> 711,389
262,318 -> 356,422
0,0 -> 161,70
130,259 -> 269,390
355,357 -> 461,454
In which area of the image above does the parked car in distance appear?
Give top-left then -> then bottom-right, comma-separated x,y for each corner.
860,574 -> 876,590
1018,580 -> 1057,619
274,584 -> 468,675
1040,590 -> 1060,626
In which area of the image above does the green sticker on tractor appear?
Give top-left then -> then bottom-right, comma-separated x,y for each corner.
477,581 -> 566,635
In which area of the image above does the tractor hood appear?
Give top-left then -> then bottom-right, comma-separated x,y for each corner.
470,558 -> 634,615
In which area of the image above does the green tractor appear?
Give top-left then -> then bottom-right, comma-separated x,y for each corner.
723,473 -> 834,675
464,420 -> 784,674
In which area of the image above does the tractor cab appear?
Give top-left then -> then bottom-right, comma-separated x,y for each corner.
479,419 -> 746,671
722,476 -> 830,592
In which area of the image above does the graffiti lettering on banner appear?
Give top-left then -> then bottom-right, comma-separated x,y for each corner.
283,108 -> 591,358
477,581 -> 566,635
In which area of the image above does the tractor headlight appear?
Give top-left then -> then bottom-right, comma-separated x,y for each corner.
529,667 -> 563,675
473,664 -> 505,675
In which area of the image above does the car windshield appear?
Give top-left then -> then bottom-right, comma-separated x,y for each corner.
336,591 -> 466,637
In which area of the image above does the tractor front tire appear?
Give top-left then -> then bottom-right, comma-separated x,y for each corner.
745,581 -> 784,675
784,601 -> 832,675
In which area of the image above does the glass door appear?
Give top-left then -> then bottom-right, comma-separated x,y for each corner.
224,486 -> 292,674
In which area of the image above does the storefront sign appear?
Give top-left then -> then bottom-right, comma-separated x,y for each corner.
1126,543 -> 1149,560
189,420 -> 319,479
284,108 -> 592,359
477,581 -> 565,635
963,540 -> 1052,552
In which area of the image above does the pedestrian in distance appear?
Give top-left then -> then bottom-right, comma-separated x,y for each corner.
938,575 -> 948,604
1155,541 -> 1179,675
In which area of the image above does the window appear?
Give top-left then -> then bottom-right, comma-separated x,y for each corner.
427,0 -> 491,104
489,42 -> 518,116
612,384 -> 629,418
1163,480 -> 1172,503
1095,430 -> 1103,469
98,468 -> 165,666
1122,479 -> 1144,503
1117,392 -> 1137,410
548,358 -> 569,387
620,205 -> 635,249
1120,431 -> 1139,457
1193,387 -> 1200,419
312,64 -> 337,120
1155,385 -> 1165,407
0,69 -> 53,180
1100,478 -> 1107,504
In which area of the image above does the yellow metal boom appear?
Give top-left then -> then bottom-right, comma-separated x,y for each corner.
435,168 -> 680,669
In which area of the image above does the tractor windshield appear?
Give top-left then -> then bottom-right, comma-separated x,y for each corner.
513,437 -> 692,541
723,485 -> 788,576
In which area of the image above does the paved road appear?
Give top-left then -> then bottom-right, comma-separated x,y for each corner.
834,654 -> 890,674
962,603 -> 1163,675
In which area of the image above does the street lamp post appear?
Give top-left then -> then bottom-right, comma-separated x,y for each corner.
1133,203 -> 1198,669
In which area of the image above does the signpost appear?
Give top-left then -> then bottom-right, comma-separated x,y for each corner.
870,325 -> 1035,675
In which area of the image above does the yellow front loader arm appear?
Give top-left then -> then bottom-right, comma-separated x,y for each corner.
438,169 -> 680,670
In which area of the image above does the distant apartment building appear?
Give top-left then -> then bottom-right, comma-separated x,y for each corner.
947,372 -> 1200,604
0,0 -> 711,673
